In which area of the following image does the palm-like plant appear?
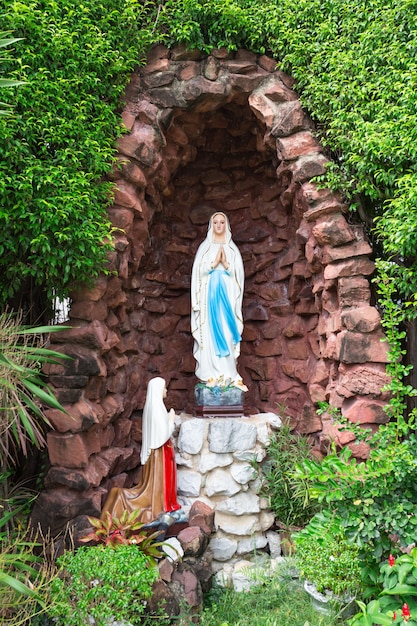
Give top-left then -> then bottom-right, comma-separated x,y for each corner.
0,311 -> 70,466
0,516 -> 61,625
0,311 -> 69,620
0,30 -> 25,117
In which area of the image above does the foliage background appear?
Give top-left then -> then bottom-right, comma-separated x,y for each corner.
1,0 -> 417,310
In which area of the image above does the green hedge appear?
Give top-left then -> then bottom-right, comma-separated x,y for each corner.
1,0 -> 417,305
0,0 -> 156,303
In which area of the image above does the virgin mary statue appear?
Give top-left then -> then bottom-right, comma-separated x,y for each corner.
101,377 -> 181,523
191,212 -> 244,384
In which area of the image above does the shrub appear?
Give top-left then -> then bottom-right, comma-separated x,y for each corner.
48,544 -> 159,626
294,512 -> 362,598
259,419 -> 319,530
0,0 -> 157,304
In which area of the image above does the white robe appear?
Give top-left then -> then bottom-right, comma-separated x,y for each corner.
191,213 -> 244,382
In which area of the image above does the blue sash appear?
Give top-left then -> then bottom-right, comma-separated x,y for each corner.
208,270 -> 241,357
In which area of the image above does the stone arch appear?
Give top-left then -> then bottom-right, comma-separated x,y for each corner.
35,47 -> 390,533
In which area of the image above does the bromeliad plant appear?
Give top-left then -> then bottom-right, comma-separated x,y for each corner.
350,550 -> 417,625
80,509 -> 166,563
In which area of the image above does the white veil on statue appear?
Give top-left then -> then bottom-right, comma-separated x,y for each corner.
140,376 -> 174,465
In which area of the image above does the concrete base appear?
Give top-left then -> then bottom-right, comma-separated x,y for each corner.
195,404 -> 244,418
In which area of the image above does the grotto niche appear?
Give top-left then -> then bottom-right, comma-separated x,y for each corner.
34,46 -> 390,533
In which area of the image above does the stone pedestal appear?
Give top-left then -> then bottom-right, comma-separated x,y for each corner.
173,412 -> 282,571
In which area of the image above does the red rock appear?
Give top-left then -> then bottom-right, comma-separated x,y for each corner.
291,153 -> 328,183
175,61 -> 200,81
321,418 -> 356,446
148,579 -> 180,617
100,394 -> 125,426
47,430 -> 100,468
172,564 -> 203,608
248,92 -> 277,126
45,454 -> 109,490
312,214 -> 355,246
244,302 -> 269,321
317,311 -> 342,335
253,337 -> 283,357
341,306 -> 381,332
338,276 -> 371,307
276,131 -> 321,160
45,398 -> 99,434
113,181 -> 142,211
69,274 -> 108,302
338,330 -> 390,364
177,526 -> 209,557
115,158 -> 147,188
69,300 -> 108,322
282,360 -> 309,383
285,337 -> 309,360
300,182 -> 335,207
323,240 -> 373,263
258,55 -> 278,72
146,45 -> 169,62
308,382 -> 328,404
112,418 -> 132,447
120,110 -> 135,132
170,46 -> 201,61
142,58 -> 171,74
103,277 -> 127,308
337,363 -> 390,397
270,101 -> 309,137
262,76 -> 297,103
150,314 -> 179,336
159,558 -> 174,583
304,199 -> 348,222
324,257 -> 376,280
99,446 -> 139,476
106,207 -> 134,231
347,440 -> 371,460
52,321 -> 109,350
188,501 -> 215,534
30,490 -> 102,535
342,396 -> 390,424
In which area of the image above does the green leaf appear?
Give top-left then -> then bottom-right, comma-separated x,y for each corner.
0,571 -> 36,596
381,583 -> 417,595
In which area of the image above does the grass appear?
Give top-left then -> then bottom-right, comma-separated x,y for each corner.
177,562 -> 349,626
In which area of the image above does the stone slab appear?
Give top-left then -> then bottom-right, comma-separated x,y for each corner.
195,404 -> 244,418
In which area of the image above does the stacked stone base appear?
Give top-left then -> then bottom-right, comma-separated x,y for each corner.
174,412 -> 281,571
148,501 -> 215,620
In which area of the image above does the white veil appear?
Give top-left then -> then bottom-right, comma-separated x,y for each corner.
140,377 -> 173,465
